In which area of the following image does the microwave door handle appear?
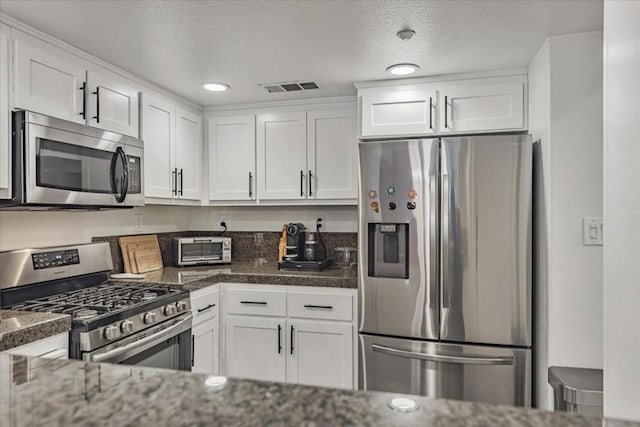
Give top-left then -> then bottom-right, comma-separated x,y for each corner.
110,147 -> 129,203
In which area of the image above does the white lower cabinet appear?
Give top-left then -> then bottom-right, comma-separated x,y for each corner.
225,315 -> 286,382
221,284 -> 357,389
192,321 -> 219,374
287,320 -> 353,388
190,284 -> 220,374
1,332 -> 69,361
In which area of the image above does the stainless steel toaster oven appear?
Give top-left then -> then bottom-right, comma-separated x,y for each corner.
173,237 -> 231,266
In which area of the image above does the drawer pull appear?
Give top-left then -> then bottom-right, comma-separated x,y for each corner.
303,304 -> 333,309
241,301 -> 267,305
197,304 -> 216,313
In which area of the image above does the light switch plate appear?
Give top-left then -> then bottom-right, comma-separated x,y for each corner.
583,217 -> 603,246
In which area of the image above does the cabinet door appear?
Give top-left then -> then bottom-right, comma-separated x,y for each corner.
360,85 -> 437,137
175,107 -> 203,201
87,70 -> 140,137
225,316 -> 285,382
192,320 -> 219,374
142,93 -> 175,199
439,78 -> 525,133
307,109 -> 357,200
287,320 -> 353,389
13,30 -> 86,125
209,115 -> 256,201
257,112 -> 307,200
0,23 -> 10,199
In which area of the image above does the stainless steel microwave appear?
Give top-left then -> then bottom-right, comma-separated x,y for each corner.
0,110 -> 144,209
173,237 -> 232,266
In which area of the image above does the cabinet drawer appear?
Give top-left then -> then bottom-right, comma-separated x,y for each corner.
287,291 -> 353,321
191,286 -> 220,324
226,288 -> 286,317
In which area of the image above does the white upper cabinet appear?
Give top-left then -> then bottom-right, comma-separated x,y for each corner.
360,84 -> 437,137
287,320 -> 353,389
358,74 -> 526,137
257,112 -> 307,200
439,77 -> 525,133
142,93 -> 203,203
12,29 -> 141,137
175,107 -> 202,201
307,109 -> 358,200
209,115 -> 256,201
86,69 -> 139,137
13,29 -> 86,125
0,23 -> 10,200
142,93 -> 175,199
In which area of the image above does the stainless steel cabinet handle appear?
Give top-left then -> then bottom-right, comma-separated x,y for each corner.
277,324 -> 282,354
303,304 -> 333,309
371,344 -> 514,366
92,86 -> 100,123
290,325 -> 294,355
191,335 -> 195,367
441,174 -> 451,309
197,304 -> 215,313
79,82 -> 86,120
308,170 -> 313,196
172,168 -> 178,195
444,95 -> 448,129
300,170 -> 304,197
240,300 -> 267,305
249,172 -> 253,198
179,168 -> 184,196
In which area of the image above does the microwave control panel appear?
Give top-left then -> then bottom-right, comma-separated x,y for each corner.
32,249 -> 80,270
127,156 -> 142,194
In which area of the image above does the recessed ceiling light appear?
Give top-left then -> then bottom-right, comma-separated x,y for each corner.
386,63 -> 420,76
203,82 -> 230,92
396,29 -> 416,41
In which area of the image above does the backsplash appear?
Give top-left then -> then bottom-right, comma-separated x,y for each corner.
93,231 -> 357,273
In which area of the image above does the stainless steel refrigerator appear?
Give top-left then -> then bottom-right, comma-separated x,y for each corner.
358,135 -> 532,406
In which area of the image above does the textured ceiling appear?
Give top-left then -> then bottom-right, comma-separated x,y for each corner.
0,0 -> 603,107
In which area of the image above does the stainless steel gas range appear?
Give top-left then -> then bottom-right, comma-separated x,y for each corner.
0,243 -> 192,370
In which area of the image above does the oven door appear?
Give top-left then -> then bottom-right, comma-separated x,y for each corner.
24,115 -> 144,207
178,238 -> 224,265
83,314 -> 192,371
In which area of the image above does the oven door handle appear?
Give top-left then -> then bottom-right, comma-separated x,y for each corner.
88,314 -> 192,364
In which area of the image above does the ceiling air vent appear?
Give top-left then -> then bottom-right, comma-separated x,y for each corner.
260,81 -> 320,94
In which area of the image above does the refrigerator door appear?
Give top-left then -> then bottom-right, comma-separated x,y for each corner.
358,139 -> 439,340
440,135 -> 532,347
359,333 -> 532,407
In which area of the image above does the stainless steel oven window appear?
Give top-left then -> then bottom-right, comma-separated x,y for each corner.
181,242 -> 223,261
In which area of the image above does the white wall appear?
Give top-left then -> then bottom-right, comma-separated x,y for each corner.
529,31 -> 603,409
603,1 -> 640,421
190,205 -> 358,233
0,206 -> 196,251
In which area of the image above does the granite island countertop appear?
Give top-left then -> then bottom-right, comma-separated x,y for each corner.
113,261 -> 358,291
0,310 -> 71,352
0,353 -> 637,427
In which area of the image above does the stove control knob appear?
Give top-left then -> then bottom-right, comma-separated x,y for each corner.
164,305 -> 178,316
176,301 -> 188,312
143,311 -> 157,324
104,325 -> 121,340
120,320 -> 134,334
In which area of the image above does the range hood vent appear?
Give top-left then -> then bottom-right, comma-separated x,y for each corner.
260,81 -> 319,93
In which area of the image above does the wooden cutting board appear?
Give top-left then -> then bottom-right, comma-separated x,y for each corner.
134,249 -> 163,273
119,235 -> 162,273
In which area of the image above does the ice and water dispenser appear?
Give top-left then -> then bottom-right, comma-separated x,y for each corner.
367,223 -> 409,279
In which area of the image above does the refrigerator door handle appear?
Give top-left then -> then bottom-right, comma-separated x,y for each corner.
441,173 -> 451,309
429,176 -> 438,310
371,344 -> 514,366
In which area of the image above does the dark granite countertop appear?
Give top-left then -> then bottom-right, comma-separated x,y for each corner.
0,310 -> 71,352
0,353 -> 636,427
111,261 -> 358,291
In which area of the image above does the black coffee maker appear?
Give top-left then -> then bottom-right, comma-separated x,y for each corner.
284,223 -> 306,261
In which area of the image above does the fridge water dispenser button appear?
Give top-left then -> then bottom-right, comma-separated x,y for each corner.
370,201 -> 379,213
368,190 -> 378,199
407,201 -> 416,210
407,189 -> 418,200
388,202 -> 397,210
386,186 -> 396,196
